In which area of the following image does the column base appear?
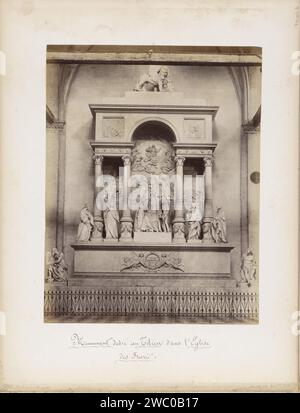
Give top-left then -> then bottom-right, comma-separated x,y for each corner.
201,219 -> 214,244
172,220 -> 186,243
91,217 -> 104,242
120,218 -> 133,242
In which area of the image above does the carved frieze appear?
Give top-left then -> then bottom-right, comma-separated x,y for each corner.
120,251 -> 184,273
176,149 -> 212,156
96,147 -> 132,155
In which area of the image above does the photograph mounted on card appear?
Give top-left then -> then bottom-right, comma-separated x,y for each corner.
45,46 -> 261,324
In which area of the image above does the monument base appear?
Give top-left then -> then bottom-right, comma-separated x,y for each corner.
133,232 -> 172,243
71,242 -> 234,278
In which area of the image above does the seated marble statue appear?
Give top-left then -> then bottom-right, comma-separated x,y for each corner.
185,202 -> 202,241
47,248 -> 67,282
77,205 -> 94,241
134,65 -> 174,92
211,207 -> 227,243
103,195 -> 120,239
135,208 -> 161,232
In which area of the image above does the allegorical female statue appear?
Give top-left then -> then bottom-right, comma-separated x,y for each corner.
211,207 -> 227,243
240,248 -> 257,284
160,208 -> 170,232
103,195 -> 120,240
134,190 -> 162,233
77,205 -> 94,241
185,201 -> 202,241
47,248 -> 67,282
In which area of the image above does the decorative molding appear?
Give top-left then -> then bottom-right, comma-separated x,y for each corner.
176,149 -> 212,156
89,104 -> 219,118
44,288 -> 258,319
90,142 -> 134,157
242,123 -> 260,133
174,143 -> 217,153
47,50 -> 262,66
46,121 -> 65,130
71,242 -> 235,252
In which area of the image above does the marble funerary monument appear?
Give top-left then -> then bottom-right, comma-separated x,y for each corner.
45,60 -> 260,321
71,67 -> 233,284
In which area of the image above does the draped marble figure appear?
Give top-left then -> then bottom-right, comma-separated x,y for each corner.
240,248 -> 257,284
77,205 -> 94,241
185,201 -> 202,241
103,195 -> 120,239
47,248 -> 67,282
211,207 -> 227,243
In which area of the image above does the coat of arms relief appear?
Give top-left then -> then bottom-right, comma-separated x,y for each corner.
120,251 -> 184,273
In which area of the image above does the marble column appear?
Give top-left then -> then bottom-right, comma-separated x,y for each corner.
202,156 -> 214,243
120,154 -> 133,242
91,153 -> 104,242
173,155 -> 186,243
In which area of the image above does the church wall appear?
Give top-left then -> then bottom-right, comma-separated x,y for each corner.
45,64 -> 60,252
60,64 -> 242,278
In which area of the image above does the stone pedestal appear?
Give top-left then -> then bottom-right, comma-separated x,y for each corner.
134,232 -> 172,243
71,242 -> 234,278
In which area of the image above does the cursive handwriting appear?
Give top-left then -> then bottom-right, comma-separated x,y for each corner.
70,333 -> 211,352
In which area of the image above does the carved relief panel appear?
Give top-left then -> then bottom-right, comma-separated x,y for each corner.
102,117 -> 125,141
184,118 -> 206,141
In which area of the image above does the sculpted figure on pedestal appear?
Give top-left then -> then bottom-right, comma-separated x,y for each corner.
240,248 -> 257,285
103,194 -> 120,240
185,201 -> 202,241
160,208 -> 170,232
77,205 -> 94,241
47,248 -> 67,282
135,207 -> 163,232
211,207 -> 227,243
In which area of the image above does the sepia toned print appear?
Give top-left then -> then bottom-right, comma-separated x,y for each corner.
45,46 -> 261,323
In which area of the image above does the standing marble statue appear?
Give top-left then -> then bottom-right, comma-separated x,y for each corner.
185,201 -> 202,241
211,207 -> 227,243
47,248 -> 67,282
240,248 -> 257,284
77,205 -> 94,241
103,196 -> 120,240
160,208 -> 170,232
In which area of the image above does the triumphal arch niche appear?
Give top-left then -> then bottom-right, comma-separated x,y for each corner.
72,66 -> 234,282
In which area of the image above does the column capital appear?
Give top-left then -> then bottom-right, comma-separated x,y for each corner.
92,153 -> 104,165
122,154 -> 131,166
203,156 -> 214,168
175,155 -> 185,166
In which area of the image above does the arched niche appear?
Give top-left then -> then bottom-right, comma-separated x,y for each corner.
131,120 -> 177,142
131,121 -> 176,177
